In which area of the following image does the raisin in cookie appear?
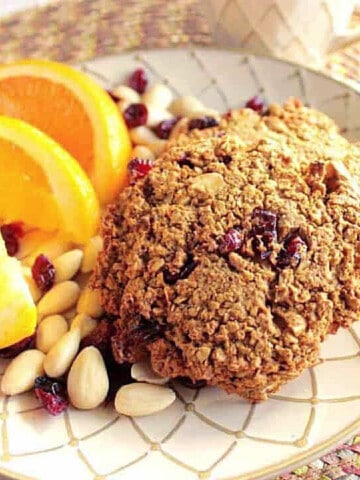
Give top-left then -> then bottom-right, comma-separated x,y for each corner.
93,128 -> 360,401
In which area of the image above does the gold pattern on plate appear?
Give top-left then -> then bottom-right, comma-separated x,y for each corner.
2,48 -> 360,480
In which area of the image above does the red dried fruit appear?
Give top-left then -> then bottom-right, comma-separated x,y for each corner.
188,116 -> 219,131
250,208 -> 278,260
105,360 -> 133,403
123,103 -> 148,129
31,254 -> 55,292
131,317 -> 163,344
163,255 -> 197,285
0,334 -> 34,358
34,376 -> 68,416
128,68 -> 148,94
219,228 -> 244,255
245,96 -> 264,114
154,118 -> 178,139
276,231 -> 307,269
128,158 -> 154,184
0,222 -> 24,256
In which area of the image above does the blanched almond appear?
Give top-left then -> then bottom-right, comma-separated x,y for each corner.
145,104 -> 173,128
53,249 -> 83,283
36,315 -> 68,353
131,145 -> 155,161
111,84 -> 140,104
81,236 -> 103,273
142,83 -> 173,109
43,328 -> 80,377
131,361 -> 169,385
169,95 -> 204,116
67,346 -> 109,409
77,286 -> 103,318
114,383 -> 175,417
130,126 -> 158,146
147,140 -> 167,157
71,314 -> 98,339
1,350 -> 45,395
37,281 -> 80,318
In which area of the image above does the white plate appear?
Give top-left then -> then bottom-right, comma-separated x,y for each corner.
1,48 -> 360,480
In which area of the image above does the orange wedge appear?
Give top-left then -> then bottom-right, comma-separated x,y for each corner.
0,116 -> 100,244
0,59 -> 132,204
0,233 -> 37,349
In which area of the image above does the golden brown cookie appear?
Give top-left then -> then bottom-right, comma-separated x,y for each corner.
94,120 -> 360,401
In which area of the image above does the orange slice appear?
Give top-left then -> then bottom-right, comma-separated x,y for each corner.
0,233 -> 37,349
0,116 -> 100,244
0,59 -> 132,204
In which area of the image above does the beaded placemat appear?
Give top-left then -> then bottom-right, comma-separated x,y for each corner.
1,1 -> 360,479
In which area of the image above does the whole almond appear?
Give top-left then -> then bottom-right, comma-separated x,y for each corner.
169,95 -> 204,116
145,104 -> 173,128
131,361 -> 169,385
63,307 -> 77,321
71,314 -> 98,339
148,140 -> 167,157
43,328 -> 80,378
36,315 -> 68,353
1,350 -> 45,396
53,250 -> 83,283
142,83 -> 173,110
131,145 -> 155,162
81,236 -> 103,273
67,346 -> 109,409
37,281 -> 80,318
111,84 -> 140,104
130,126 -> 158,146
114,383 -> 176,417
77,285 -> 103,318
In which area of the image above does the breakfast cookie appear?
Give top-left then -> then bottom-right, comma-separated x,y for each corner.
93,125 -> 360,401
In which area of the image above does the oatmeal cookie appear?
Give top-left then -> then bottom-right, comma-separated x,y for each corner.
170,98 -> 360,187
94,124 -> 360,401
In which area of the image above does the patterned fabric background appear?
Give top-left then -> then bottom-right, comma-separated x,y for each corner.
1,1 -> 360,479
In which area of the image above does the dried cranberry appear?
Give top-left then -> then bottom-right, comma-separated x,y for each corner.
128,68 -> 148,94
245,96 -> 264,114
128,158 -> 154,184
0,334 -> 34,358
105,360 -> 133,403
219,228 -> 244,255
188,116 -> 219,131
1,222 -> 24,256
31,254 -> 55,292
163,255 -> 197,285
154,118 -> 178,139
123,103 -> 148,128
178,377 -> 207,389
219,154 -> 232,165
106,90 -> 120,103
34,376 -> 68,416
131,318 -> 163,344
177,152 -> 194,169
276,231 -> 307,269
249,208 -> 278,260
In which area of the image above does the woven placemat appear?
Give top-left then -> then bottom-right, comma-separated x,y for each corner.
1,1 -> 360,479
